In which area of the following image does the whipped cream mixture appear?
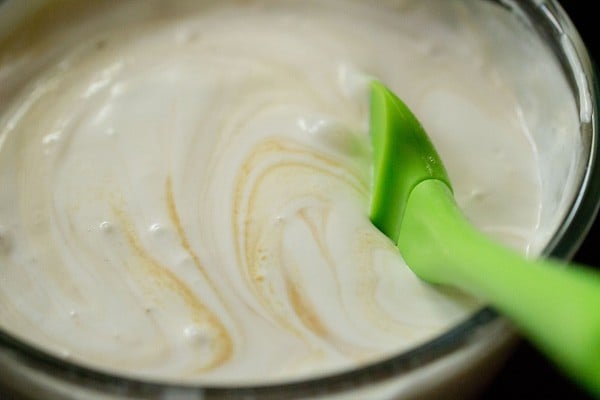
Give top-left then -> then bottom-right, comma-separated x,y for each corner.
0,0 -> 579,384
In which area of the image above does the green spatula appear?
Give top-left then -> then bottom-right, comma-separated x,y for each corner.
369,80 -> 600,397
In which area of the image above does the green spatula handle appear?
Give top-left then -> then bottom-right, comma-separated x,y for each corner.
398,178 -> 600,396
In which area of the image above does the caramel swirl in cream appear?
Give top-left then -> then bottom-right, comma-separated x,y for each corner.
0,0 -> 580,384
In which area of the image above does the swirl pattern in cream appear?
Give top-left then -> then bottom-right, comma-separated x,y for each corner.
0,0 -> 577,384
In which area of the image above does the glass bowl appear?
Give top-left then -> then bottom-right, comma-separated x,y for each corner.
0,0 -> 598,399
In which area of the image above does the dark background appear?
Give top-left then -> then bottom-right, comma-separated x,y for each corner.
480,2 -> 599,399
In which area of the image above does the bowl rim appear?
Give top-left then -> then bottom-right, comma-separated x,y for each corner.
0,0 -> 599,398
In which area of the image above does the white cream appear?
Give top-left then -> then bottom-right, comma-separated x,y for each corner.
0,0 -> 580,385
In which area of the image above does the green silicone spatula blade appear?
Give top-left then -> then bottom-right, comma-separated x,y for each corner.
369,80 -> 600,397
369,80 -> 452,243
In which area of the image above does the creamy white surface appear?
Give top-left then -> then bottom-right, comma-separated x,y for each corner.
0,0 -> 580,384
